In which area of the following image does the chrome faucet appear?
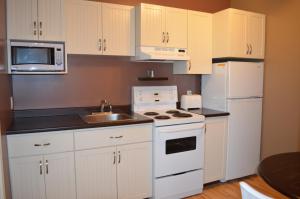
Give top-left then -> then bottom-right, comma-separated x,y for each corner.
100,99 -> 112,113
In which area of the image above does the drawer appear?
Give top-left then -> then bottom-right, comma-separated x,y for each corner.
7,131 -> 74,157
75,124 -> 152,150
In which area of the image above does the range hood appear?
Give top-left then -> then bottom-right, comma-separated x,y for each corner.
132,46 -> 189,62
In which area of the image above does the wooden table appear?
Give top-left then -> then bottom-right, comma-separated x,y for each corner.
258,152 -> 300,199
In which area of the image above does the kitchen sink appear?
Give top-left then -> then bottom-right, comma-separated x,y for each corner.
81,112 -> 134,124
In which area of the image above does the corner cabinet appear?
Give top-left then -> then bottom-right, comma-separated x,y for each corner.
65,0 -> 135,56
136,3 -> 187,48
74,124 -> 153,199
204,116 -> 228,184
7,0 -> 65,41
7,131 -> 76,199
213,8 -> 265,59
173,10 -> 212,74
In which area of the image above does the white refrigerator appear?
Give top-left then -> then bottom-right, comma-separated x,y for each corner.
202,61 -> 264,181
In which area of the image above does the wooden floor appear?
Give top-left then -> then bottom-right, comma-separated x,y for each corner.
186,175 -> 288,199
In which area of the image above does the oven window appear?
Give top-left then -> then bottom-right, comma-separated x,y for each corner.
11,46 -> 54,65
166,136 -> 196,154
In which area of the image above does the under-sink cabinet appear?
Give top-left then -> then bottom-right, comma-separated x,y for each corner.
7,0 -> 65,41
204,116 -> 228,184
74,124 -> 152,199
7,131 -> 76,199
65,0 -> 135,56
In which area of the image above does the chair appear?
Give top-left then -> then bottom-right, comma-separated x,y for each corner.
240,182 -> 273,199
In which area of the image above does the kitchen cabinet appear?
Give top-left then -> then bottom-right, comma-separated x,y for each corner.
7,0 -> 64,41
173,10 -> 212,74
204,116 -> 228,184
136,3 -> 187,48
66,0 -> 135,56
7,131 -> 76,199
74,124 -> 152,199
213,8 -> 265,59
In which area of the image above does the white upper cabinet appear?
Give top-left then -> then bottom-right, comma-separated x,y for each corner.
213,8 -> 265,59
164,7 -> 187,48
7,0 -> 65,41
136,3 -> 187,48
66,0 -> 135,56
65,0 -> 100,54
37,0 -> 65,41
102,3 -> 135,56
173,10 -> 212,74
7,0 -> 38,40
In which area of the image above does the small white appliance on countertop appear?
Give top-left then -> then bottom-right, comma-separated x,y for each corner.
181,92 -> 202,110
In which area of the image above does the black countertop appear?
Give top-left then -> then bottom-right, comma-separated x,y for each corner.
188,108 -> 229,118
7,106 -> 153,135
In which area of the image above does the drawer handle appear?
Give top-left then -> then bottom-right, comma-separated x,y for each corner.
114,136 -> 123,139
39,161 -> 43,175
43,143 -> 51,146
34,144 -> 42,147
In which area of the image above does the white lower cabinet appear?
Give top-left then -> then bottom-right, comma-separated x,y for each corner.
9,152 -> 76,199
75,124 -> 152,199
204,116 -> 228,184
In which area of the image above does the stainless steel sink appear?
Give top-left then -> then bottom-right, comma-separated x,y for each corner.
81,112 -> 134,124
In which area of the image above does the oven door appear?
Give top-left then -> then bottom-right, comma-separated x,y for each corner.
154,122 -> 205,177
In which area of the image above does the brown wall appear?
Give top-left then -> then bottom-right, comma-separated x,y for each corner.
231,0 -> 300,158
12,0 -> 230,110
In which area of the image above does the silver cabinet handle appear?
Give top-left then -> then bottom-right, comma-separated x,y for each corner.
118,151 -> 121,164
114,136 -> 123,139
250,44 -> 253,55
33,21 -> 37,35
98,39 -> 102,51
166,32 -> 169,43
113,152 -> 116,164
39,21 -> 42,29
103,39 -> 106,51
39,21 -> 43,36
188,60 -> 192,71
246,44 -> 250,54
162,32 -> 165,43
34,144 -> 42,147
43,143 -> 51,146
39,30 -> 42,36
39,161 -> 43,175
45,160 -> 49,174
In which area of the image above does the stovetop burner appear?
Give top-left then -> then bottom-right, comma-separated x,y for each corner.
172,113 -> 193,118
154,115 -> 171,120
144,112 -> 159,116
166,110 -> 181,114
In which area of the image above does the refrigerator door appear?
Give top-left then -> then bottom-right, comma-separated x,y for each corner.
227,62 -> 264,98
225,98 -> 262,181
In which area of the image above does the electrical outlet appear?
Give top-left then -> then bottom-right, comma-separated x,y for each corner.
10,96 -> 14,110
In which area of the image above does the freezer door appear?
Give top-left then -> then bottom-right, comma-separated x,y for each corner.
227,62 -> 264,98
225,98 -> 262,181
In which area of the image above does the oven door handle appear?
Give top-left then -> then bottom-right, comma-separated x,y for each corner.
158,123 -> 205,133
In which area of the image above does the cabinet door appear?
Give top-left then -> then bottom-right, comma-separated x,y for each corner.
102,3 -> 135,56
247,13 -> 265,59
7,0 -> 38,40
37,0 -> 64,41
9,156 -> 46,199
165,7 -> 187,48
117,142 -> 152,199
75,147 -> 117,199
204,117 -> 228,184
229,10 -> 248,57
44,152 -> 76,199
65,0 -> 101,55
139,4 -> 165,47
188,11 -> 212,74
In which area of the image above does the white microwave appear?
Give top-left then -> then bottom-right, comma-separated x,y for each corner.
9,41 -> 66,74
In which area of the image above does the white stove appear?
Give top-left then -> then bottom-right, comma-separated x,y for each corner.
132,86 -> 205,199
